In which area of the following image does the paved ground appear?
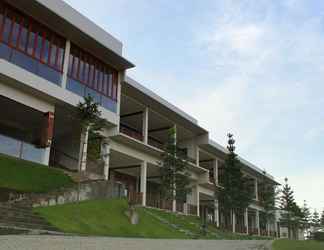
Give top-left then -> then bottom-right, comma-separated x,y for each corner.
0,236 -> 272,250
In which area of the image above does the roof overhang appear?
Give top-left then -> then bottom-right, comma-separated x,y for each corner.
123,76 -> 208,136
8,0 -> 135,70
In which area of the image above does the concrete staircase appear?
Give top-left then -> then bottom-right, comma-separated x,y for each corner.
0,201 -> 61,235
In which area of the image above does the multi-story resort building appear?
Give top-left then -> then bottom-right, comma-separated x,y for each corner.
0,0 -> 279,237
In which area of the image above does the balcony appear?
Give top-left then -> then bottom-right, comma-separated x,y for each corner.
119,123 -> 143,141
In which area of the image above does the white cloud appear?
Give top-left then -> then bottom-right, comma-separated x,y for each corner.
173,1 -> 324,211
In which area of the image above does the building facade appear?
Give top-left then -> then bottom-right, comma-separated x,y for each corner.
0,0 -> 278,236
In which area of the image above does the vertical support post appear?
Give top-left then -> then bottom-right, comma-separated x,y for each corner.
140,161 -> 147,206
214,199 -> 220,227
172,197 -> 177,212
256,210 -> 260,236
213,159 -> 219,185
245,208 -> 249,235
195,147 -> 199,166
40,111 -> 55,166
79,126 -> 89,172
116,70 -> 124,118
172,124 -> 177,212
232,210 -> 236,233
255,178 -> 259,200
61,40 -> 71,89
101,140 -> 110,180
142,107 -> 149,144
196,185 -> 200,216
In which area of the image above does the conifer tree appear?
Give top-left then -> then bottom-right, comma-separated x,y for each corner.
279,177 -> 297,239
312,210 -> 321,227
159,127 -> 191,204
300,200 -> 311,230
320,209 -> 324,227
217,134 -> 253,219
258,171 -> 279,227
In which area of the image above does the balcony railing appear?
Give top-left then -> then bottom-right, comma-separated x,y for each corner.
120,123 -> 143,141
236,224 -> 247,234
146,193 -> 173,211
148,136 -> 164,150
127,191 -> 143,205
187,204 -> 198,216
248,227 -> 259,235
176,202 -> 185,213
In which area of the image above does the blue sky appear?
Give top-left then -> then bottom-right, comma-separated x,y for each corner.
65,0 -> 324,213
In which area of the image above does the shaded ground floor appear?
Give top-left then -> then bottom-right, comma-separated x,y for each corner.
0,236 -> 272,250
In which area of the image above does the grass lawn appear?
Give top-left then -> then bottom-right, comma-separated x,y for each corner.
34,199 -> 188,238
146,207 -> 271,240
272,239 -> 324,250
0,153 -> 73,193
35,198 -> 272,239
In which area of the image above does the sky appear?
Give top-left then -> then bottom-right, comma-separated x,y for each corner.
64,0 -> 324,213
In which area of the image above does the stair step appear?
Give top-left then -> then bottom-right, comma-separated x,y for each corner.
0,220 -> 58,231
0,209 -> 36,218
0,205 -> 33,213
0,215 -> 49,224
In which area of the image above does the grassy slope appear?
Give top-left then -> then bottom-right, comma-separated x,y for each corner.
0,153 -> 73,193
272,239 -> 324,250
34,199 -> 187,238
35,198 -> 271,239
146,208 -> 271,240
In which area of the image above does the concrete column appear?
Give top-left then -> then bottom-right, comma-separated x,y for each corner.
172,198 -> 176,212
101,140 -> 110,180
196,186 -> 200,216
78,126 -> 89,172
256,210 -> 260,236
61,40 -> 71,89
245,208 -> 249,235
116,70 -> 124,118
255,178 -> 259,200
232,210 -> 236,233
214,199 -> 220,227
195,147 -> 199,166
142,107 -> 149,144
140,161 -> 147,206
172,124 -> 177,211
213,159 -> 219,185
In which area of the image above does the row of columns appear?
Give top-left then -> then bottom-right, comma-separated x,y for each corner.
96,139 -> 266,237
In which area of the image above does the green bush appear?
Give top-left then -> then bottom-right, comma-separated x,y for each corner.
314,232 -> 324,241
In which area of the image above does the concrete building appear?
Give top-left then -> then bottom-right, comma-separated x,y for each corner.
0,0 -> 279,236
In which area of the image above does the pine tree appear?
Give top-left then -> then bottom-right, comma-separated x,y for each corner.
279,177 -> 297,239
320,209 -> 324,227
159,127 -> 191,204
217,134 -> 253,218
258,171 -> 279,226
312,210 -> 321,227
300,200 -> 311,230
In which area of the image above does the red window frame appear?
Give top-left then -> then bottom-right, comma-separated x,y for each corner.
0,2 -> 65,73
68,43 -> 118,101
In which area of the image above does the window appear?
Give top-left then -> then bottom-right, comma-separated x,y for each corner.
67,44 -> 119,102
0,2 -> 65,73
